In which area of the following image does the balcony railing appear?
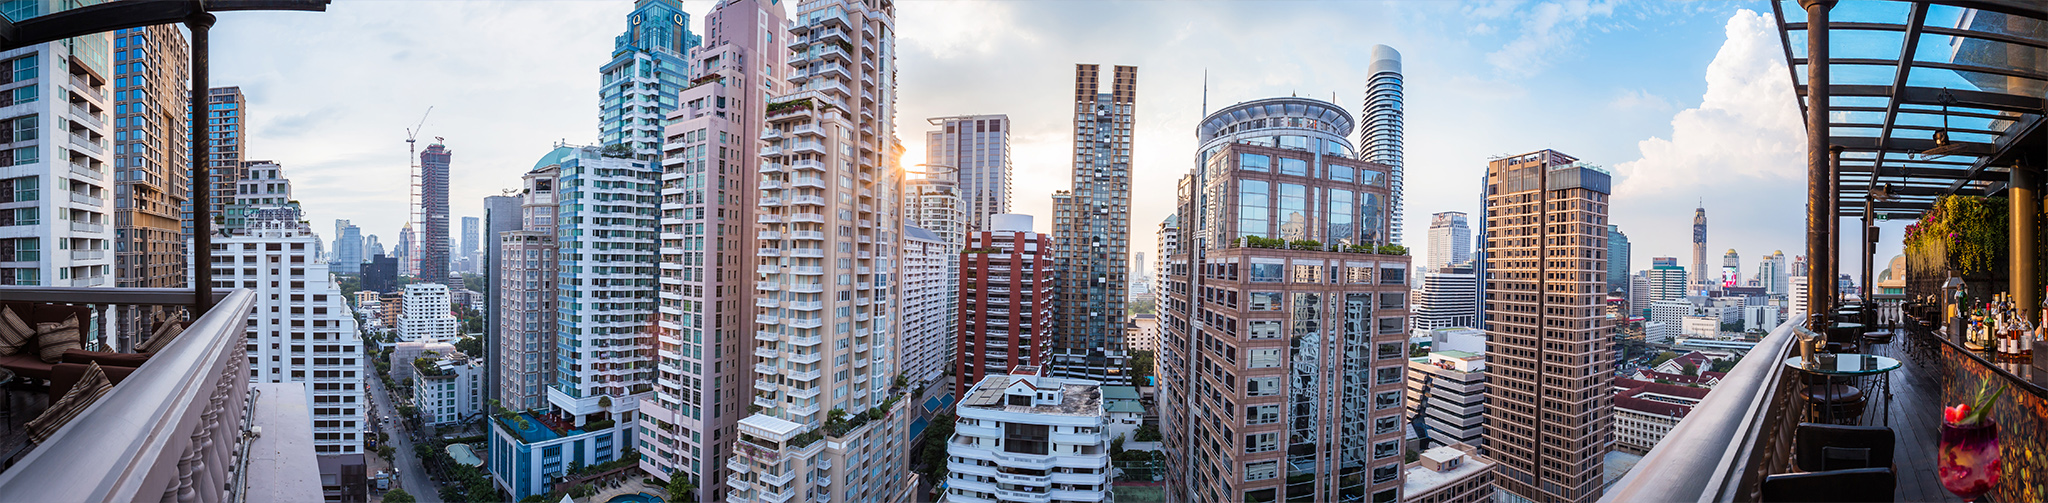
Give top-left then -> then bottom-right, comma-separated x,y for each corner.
0,287 -> 320,502
1601,315 -> 1803,503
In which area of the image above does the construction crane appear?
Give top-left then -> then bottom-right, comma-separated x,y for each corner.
406,107 -> 432,278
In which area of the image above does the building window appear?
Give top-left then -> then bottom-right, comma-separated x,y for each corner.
1244,432 -> 1278,453
1247,377 -> 1281,397
1248,320 -> 1282,340
1238,153 -> 1269,172
1244,460 -> 1278,481
1246,404 -> 1280,424
1372,440 -> 1398,459
1249,349 -> 1282,369
1373,415 -> 1399,435
1238,180 -> 1271,239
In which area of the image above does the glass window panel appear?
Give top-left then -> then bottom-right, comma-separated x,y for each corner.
1279,158 -> 1309,176
1239,179 -> 1271,239
1329,164 -> 1354,183
1278,183 -> 1308,241
1327,189 -> 1354,244
1239,153 -> 1270,172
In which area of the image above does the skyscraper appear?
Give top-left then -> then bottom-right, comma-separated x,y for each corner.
1052,63 -> 1136,384
1607,224 -> 1630,293
1645,257 -> 1690,305
734,0 -> 912,500
419,143 -> 451,285
1426,211 -> 1471,270
635,0 -> 779,492
1361,44 -> 1406,245
925,114 -> 1011,232
460,215 -> 479,272
0,29 -> 115,288
1691,203 -> 1708,288
333,219 -> 362,274
1763,250 -> 1789,296
1162,96 -> 1409,503
599,0 -> 700,157
113,25 -> 191,289
1480,149 -> 1612,503
1721,249 -> 1741,288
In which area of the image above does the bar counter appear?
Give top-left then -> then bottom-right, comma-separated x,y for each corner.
1908,312 -> 2048,502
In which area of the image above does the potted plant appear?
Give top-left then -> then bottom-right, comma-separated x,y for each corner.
1939,381 -> 2008,500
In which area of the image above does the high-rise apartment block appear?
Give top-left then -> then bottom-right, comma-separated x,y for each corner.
633,0 -> 779,495
732,0 -> 912,501
903,173 -> 963,388
112,25 -> 190,289
1644,258 -> 1689,306
1606,224 -> 1629,293
956,213 -> 1054,394
192,213 -> 368,491
944,368 -> 1112,503
193,86 -> 247,239
1426,211 -> 1470,271
1162,97 -> 1410,503
487,146 -> 654,501
0,31 -> 116,287
599,0 -> 699,156
1361,45 -> 1406,245
1052,64 -> 1135,384
418,142 -> 451,286
924,114 -> 1010,232
495,165 -> 557,411
483,193 -> 522,408
1413,264 -> 1478,332
902,226 -> 953,387
1479,149 -> 1613,503
399,283 -> 458,343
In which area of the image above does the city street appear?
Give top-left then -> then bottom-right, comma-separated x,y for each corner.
368,366 -> 442,503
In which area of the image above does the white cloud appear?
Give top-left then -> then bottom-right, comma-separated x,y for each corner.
1609,9 -> 1807,268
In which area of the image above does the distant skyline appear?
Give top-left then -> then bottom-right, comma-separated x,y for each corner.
200,0 -> 1902,277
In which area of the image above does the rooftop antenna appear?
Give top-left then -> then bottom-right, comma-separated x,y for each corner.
1201,68 -> 1208,117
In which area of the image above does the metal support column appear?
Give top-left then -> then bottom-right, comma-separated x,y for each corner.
2014,165 -> 2039,326
1862,196 -> 1875,304
1801,0 -> 1835,331
188,13 -> 215,313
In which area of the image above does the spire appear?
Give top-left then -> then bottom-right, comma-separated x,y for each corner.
1201,68 -> 1208,117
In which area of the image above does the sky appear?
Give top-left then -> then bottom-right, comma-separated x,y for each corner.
201,0 -> 1902,281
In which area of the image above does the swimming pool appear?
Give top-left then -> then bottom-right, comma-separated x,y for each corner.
603,492 -> 662,503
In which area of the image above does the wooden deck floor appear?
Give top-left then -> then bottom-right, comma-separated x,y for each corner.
1874,332 -> 1961,503
1835,331 -> 1963,503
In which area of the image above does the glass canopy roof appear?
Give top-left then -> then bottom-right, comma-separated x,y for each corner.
1773,0 -> 2047,219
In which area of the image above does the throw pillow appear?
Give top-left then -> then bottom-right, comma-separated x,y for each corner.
0,307 -> 31,356
136,319 -> 184,354
26,361 -> 112,444
34,315 -> 82,364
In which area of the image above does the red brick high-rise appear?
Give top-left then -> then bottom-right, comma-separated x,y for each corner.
956,213 -> 1054,394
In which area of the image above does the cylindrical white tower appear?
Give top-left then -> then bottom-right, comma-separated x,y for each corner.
1361,44 -> 1405,245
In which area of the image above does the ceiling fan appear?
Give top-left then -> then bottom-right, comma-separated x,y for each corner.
1915,90 -> 1970,160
